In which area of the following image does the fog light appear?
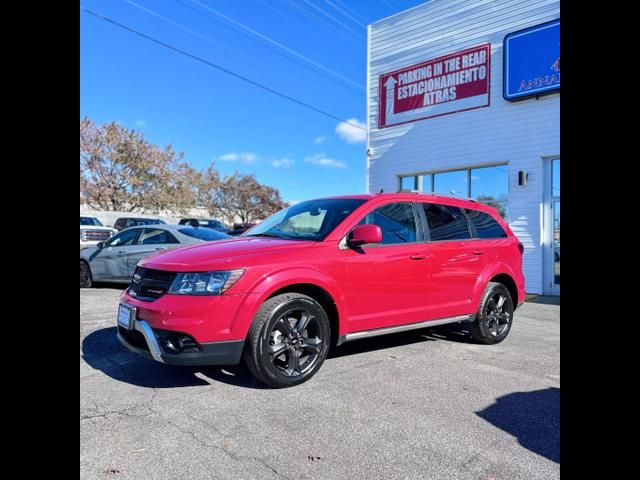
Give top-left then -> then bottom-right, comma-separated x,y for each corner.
156,331 -> 201,354
165,336 -> 183,353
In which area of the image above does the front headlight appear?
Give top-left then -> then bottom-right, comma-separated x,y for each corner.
168,269 -> 244,295
80,230 -> 86,240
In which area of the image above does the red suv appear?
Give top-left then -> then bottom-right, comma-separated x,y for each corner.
117,194 -> 525,387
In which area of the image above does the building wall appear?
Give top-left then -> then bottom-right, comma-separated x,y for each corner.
367,0 -> 560,294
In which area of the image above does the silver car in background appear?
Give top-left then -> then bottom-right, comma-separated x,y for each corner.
80,224 -> 231,288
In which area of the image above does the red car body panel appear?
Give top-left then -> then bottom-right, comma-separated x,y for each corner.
120,194 -> 525,348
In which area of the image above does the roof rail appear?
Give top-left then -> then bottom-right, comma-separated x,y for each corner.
400,190 -> 477,202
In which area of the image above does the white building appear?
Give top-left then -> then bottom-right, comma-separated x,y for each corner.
367,0 -> 560,295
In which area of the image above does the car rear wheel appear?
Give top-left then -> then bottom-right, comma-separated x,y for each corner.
80,261 -> 93,288
244,293 -> 331,388
469,282 -> 514,344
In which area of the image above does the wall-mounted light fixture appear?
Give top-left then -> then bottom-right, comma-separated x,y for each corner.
518,170 -> 528,186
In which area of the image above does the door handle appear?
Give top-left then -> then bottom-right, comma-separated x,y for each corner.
472,250 -> 484,255
409,255 -> 427,260
154,247 -> 167,251
117,250 -> 127,254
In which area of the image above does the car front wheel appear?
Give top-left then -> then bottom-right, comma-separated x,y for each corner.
80,261 -> 93,288
244,293 -> 331,388
469,282 -> 514,344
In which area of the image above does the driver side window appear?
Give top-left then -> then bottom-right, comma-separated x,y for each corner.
358,202 -> 417,245
107,228 -> 139,247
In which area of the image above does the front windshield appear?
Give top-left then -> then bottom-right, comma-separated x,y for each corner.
245,198 -> 366,241
80,216 -> 103,226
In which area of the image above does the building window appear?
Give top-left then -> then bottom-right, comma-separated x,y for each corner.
470,165 -> 509,219
400,175 -> 418,191
398,174 -> 432,192
398,164 -> 509,219
434,170 -> 468,198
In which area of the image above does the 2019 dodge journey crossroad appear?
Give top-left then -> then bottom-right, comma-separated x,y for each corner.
117,193 -> 525,388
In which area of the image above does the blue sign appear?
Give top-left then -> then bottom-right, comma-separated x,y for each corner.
503,19 -> 560,101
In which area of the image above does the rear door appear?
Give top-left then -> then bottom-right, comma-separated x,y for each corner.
342,201 -> 430,332
126,228 -> 181,274
464,208 -> 509,266
421,202 -> 483,319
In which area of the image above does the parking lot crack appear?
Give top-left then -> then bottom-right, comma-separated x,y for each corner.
156,413 -> 289,479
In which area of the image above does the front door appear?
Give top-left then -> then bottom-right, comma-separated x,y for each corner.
90,228 -> 141,282
343,202 -> 430,332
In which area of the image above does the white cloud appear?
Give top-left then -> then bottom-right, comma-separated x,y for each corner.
218,152 -> 258,164
304,153 -> 347,169
314,136 -> 327,144
271,158 -> 294,168
335,118 -> 366,144
135,119 -> 148,127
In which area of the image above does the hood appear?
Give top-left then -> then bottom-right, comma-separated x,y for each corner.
80,225 -> 117,232
140,237 -> 316,271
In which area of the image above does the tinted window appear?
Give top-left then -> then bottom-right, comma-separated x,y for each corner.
423,203 -> 471,241
106,228 -> 140,247
246,199 -> 366,241
359,202 -> 417,245
465,209 -> 508,239
179,227 -> 231,241
137,219 -> 163,226
139,228 -> 179,245
80,216 -> 103,226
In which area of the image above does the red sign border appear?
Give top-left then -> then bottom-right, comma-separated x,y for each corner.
377,43 -> 492,129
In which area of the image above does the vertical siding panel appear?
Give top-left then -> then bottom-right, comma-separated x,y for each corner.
367,0 -> 560,294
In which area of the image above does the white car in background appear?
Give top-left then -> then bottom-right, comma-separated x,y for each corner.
81,216 -> 117,250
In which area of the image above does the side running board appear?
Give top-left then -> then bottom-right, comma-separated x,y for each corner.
337,315 -> 473,346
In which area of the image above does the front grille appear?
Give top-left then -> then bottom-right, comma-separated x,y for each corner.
127,266 -> 177,301
82,229 -> 112,241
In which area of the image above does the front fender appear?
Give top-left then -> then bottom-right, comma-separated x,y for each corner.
228,267 -> 348,339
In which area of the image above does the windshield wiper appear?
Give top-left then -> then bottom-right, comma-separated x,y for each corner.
246,232 -> 290,239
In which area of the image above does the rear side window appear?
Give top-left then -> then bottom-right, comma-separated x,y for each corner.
465,209 -> 508,239
423,203 -> 471,241
359,202 -> 417,244
139,228 -> 179,245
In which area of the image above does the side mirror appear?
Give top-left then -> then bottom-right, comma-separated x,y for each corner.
348,224 -> 382,247
96,241 -> 105,249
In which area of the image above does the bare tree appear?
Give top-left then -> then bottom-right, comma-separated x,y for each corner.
210,172 -> 287,224
80,117 -> 196,212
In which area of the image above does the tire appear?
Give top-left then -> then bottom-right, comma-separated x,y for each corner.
469,282 -> 514,345
80,260 -> 93,288
243,293 -> 331,388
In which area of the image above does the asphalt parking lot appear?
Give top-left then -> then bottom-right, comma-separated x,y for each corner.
81,286 -> 559,480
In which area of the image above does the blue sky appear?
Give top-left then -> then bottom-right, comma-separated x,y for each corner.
80,0 -> 426,203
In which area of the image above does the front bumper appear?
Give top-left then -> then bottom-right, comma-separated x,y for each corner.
117,317 -> 244,366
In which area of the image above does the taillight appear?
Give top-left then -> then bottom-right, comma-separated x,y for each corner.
517,242 -> 524,254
